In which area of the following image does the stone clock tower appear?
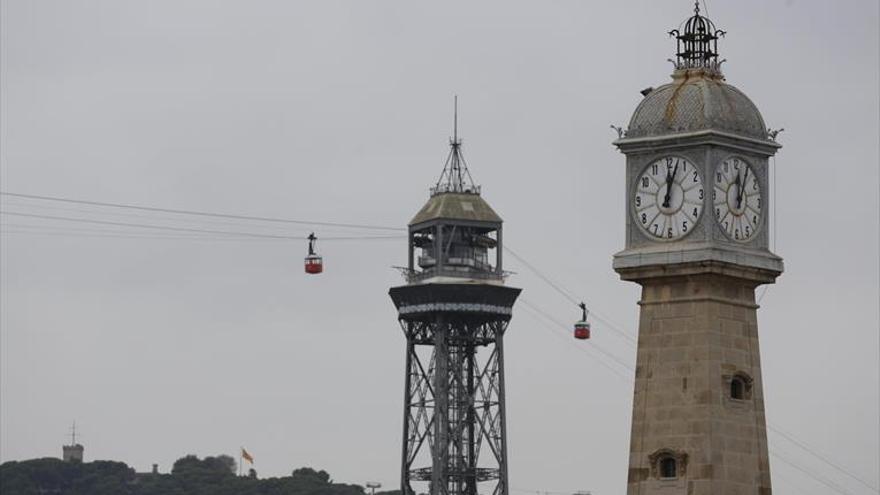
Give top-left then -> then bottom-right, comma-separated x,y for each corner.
613,4 -> 782,494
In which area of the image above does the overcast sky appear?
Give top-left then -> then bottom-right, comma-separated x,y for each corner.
1,1 -> 878,494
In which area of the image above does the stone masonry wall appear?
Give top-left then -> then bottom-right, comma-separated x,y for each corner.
626,272 -> 771,495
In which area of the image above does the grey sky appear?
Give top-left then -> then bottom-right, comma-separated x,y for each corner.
1,1 -> 878,494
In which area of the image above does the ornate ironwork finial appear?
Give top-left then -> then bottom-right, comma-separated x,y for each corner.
668,1 -> 726,73
432,96 -> 479,196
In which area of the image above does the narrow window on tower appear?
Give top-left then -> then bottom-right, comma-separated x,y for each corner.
727,372 -> 753,401
649,450 -> 686,480
659,456 -> 677,479
731,376 -> 745,400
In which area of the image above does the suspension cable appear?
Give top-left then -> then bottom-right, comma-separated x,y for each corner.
0,191 -> 405,232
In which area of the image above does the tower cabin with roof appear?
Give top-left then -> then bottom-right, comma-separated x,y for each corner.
406,134 -> 503,285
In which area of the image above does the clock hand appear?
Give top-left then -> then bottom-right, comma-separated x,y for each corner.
736,168 -> 748,210
661,171 -> 671,208
662,163 -> 679,208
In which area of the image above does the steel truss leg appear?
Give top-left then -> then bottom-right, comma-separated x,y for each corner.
400,319 -> 510,495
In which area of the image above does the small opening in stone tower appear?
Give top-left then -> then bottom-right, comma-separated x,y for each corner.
731,376 -> 746,400
659,457 -> 677,479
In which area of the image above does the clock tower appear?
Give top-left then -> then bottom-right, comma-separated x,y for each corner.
613,4 -> 782,494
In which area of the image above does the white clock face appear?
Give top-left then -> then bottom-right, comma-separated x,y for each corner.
633,156 -> 704,240
713,157 -> 762,242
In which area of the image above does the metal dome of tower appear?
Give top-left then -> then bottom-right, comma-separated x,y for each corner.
623,2 -> 771,142
389,100 -> 521,495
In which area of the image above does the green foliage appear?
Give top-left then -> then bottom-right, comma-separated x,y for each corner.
0,456 -> 366,495
0,458 -> 136,495
291,467 -> 332,484
172,454 -> 236,477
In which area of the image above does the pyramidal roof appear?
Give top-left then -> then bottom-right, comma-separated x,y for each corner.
409,99 -> 503,227
409,192 -> 502,227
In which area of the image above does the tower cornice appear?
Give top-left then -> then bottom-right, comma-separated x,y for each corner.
614,129 -> 782,156
614,257 -> 782,286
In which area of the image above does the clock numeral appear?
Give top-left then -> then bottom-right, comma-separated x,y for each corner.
667,227 -> 674,239
753,215 -> 758,225
652,224 -> 659,235
753,180 -> 759,191
652,164 -> 658,175
693,207 -> 699,218
735,229 -> 740,240
756,197 -> 762,210
723,162 -> 729,173
744,225 -> 751,237
693,171 -> 698,183
641,213 -> 647,224
698,188 -> 704,200
716,172 -> 723,183
642,177 -> 650,188
716,208 -> 721,218
682,221 -> 688,232
635,195 -> 641,207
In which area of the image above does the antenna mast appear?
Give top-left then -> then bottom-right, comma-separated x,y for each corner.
453,95 -> 458,143
432,96 -> 478,196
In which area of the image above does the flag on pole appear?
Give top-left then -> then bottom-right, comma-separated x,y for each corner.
241,447 -> 254,464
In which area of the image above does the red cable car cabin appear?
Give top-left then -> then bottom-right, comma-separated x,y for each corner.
305,254 -> 323,274
574,302 -> 590,340
304,233 -> 323,274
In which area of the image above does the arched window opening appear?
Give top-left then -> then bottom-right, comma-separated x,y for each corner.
649,449 -> 687,480
731,376 -> 745,400
727,372 -> 753,401
659,456 -> 678,479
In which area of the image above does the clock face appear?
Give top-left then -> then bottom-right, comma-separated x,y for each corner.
633,156 -> 704,240
713,157 -> 762,242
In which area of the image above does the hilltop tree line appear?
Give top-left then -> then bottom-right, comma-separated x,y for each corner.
0,454 -> 402,495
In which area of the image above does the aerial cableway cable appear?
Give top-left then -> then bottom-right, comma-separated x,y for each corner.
0,191 -> 405,232
0,211 -> 404,241
520,298 -> 633,372
768,424 -> 879,493
2,191 -> 875,495
518,302 -> 632,382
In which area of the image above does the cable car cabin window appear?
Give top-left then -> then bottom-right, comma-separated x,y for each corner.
659,456 -> 678,479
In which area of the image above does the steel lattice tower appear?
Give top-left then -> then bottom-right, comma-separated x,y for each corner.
390,108 -> 520,495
